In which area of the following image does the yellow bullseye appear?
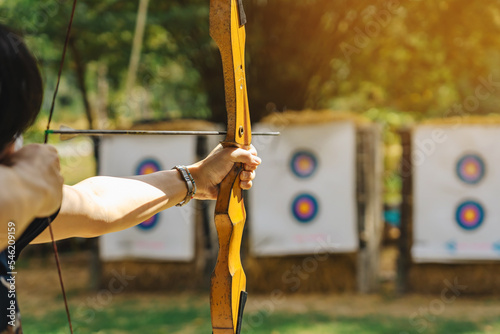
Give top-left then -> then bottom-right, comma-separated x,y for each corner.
464,162 -> 478,176
298,158 -> 311,171
464,208 -> 477,222
299,201 -> 311,214
143,166 -> 156,174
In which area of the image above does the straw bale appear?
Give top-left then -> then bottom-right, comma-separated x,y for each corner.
100,260 -> 207,291
128,119 -> 220,131
259,110 -> 369,126
420,115 -> 500,126
245,253 -> 357,294
408,263 -> 500,295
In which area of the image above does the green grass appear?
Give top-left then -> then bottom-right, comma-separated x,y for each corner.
22,300 -> 500,334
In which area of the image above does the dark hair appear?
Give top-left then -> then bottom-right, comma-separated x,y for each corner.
0,24 -> 43,152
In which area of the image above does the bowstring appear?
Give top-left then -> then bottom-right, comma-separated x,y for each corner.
44,0 -> 78,333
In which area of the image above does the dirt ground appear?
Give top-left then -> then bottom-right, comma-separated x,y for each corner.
15,248 -> 500,323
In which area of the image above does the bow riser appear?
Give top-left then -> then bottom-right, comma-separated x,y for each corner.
211,165 -> 246,332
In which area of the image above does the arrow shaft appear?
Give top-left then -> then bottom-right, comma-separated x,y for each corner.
46,129 -> 279,136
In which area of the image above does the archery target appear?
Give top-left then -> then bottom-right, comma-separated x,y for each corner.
290,151 -> 318,178
292,193 -> 319,223
99,135 -> 197,261
249,122 -> 358,256
135,159 -> 162,231
136,214 -> 159,231
413,125 -> 500,262
456,154 -> 485,184
136,159 -> 162,175
455,200 -> 485,231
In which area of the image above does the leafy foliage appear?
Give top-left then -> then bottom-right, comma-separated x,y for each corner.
3,0 -> 500,124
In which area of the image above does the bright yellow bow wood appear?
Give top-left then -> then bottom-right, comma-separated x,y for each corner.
209,0 -> 251,333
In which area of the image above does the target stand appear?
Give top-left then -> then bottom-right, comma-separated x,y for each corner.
399,120 -> 500,294
246,111 -> 384,294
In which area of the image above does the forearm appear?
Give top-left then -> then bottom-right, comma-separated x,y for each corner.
75,170 -> 188,232
33,170 -> 188,242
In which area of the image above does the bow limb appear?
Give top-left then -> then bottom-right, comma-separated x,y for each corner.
209,0 -> 251,333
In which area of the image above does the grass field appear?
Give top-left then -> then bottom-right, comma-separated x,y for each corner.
16,255 -> 500,334
22,304 -> 500,334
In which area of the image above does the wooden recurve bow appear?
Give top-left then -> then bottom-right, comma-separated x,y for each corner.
209,0 -> 251,333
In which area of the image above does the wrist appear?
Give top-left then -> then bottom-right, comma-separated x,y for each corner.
186,164 -> 204,199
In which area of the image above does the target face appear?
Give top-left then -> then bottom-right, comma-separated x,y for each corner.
456,154 -> 485,185
455,200 -> 485,231
136,214 -> 159,231
290,151 -> 318,178
135,159 -> 162,230
292,194 -> 319,223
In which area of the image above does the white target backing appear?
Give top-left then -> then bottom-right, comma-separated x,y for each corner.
249,122 -> 358,256
413,125 -> 500,262
99,136 -> 197,261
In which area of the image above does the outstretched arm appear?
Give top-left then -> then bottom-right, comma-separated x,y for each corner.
32,145 -> 260,243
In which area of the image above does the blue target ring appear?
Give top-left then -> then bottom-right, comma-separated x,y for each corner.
292,194 -> 319,223
290,151 -> 318,178
135,158 -> 162,231
455,200 -> 485,231
456,154 -> 485,185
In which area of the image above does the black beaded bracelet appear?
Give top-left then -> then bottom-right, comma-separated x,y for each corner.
184,167 -> 197,196
172,165 -> 196,206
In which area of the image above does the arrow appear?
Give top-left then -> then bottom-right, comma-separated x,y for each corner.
46,126 -> 279,140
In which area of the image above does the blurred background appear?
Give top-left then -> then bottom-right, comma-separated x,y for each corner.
3,0 -> 500,333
